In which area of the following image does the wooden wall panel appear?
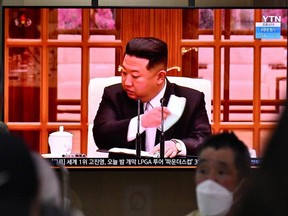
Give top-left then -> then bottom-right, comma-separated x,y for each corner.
121,9 -> 153,46
153,9 -> 182,75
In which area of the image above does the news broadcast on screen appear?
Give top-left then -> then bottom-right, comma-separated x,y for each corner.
0,1 -> 287,168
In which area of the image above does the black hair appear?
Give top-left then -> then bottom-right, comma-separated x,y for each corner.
124,37 -> 168,70
199,131 -> 251,180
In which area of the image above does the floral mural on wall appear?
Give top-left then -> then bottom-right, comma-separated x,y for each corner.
57,8 -> 115,30
58,8 -> 82,29
91,8 -> 115,29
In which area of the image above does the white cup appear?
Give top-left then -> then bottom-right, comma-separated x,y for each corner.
48,126 -> 73,156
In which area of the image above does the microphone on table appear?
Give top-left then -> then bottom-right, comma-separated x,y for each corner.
160,98 -> 165,158
136,98 -> 141,158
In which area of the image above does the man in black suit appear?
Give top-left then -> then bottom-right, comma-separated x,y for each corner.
93,37 -> 211,157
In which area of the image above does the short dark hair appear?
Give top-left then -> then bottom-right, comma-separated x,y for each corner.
124,37 -> 168,70
199,132 -> 251,180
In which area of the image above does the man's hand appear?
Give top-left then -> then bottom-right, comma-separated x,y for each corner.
141,107 -> 171,128
150,140 -> 179,158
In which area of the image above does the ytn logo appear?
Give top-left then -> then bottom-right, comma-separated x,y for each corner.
262,16 -> 281,23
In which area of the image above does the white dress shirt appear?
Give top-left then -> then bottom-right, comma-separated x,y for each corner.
127,80 -> 187,155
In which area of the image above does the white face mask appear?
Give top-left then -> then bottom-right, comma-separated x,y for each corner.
196,180 -> 233,216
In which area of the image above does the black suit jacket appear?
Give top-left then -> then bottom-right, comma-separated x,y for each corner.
93,79 -> 211,156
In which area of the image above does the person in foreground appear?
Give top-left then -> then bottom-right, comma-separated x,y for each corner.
93,37 -> 211,157
0,123 -> 85,216
234,101 -> 288,216
186,132 -> 251,216
0,131 -> 38,216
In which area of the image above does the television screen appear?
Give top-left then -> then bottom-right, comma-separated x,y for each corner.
1,6 -> 287,168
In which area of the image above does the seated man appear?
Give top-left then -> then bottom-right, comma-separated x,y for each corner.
186,132 -> 251,216
93,37 -> 211,158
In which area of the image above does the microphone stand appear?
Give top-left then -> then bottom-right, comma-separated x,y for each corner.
160,98 -> 165,158
136,99 -> 141,158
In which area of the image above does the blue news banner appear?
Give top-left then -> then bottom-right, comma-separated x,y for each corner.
46,157 -> 262,167
255,22 -> 281,39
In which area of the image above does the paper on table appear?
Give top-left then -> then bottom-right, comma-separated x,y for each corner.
159,94 -> 186,132
41,153 -> 63,158
108,147 -> 159,158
